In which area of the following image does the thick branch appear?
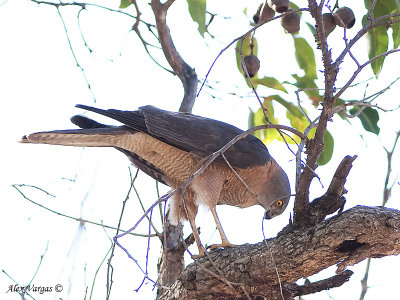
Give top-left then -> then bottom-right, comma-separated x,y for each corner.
150,0 -> 198,113
149,1 -> 199,298
294,1 -> 338,226
159,206 -> 400,299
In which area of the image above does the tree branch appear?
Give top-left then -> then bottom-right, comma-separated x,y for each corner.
149,1 -> 199,297
286,270 -> 353,297
305,155 -> 357,225
159,206 -> 400,299
150,0 -> 198,113
294,0 -> 338,226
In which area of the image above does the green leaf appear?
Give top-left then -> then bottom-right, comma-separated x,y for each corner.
273,95 -> 309,143
271,95 -> 304,119
285,111 -> 308,144
291,74 -> 322,106
349,106 -> 380,135
187,0 -> 207,36
254,77 -> 288,93
364,0 -> 398,16
334,98 -> 349,120
392,22 -> 400,48
363,1 -> 399,74
119,0 -> 132,9
306,22 -> 316,36
367,22 -> 389,75
251,98 -> 280,144
293,36 -> 317,79
251,95 -> 310,144
289,2 -> 300,14
317,130 -> 334,166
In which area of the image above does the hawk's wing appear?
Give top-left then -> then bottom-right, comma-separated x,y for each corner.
75,104 -> 271,169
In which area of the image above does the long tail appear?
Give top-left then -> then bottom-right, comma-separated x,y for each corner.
20,128 -> 130,147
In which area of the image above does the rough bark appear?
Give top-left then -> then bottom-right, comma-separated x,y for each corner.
159,206 -> 400,299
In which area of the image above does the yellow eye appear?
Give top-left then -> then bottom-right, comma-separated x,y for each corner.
275,200 -> 283,207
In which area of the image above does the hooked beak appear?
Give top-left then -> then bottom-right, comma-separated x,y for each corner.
264,211 -> 271,220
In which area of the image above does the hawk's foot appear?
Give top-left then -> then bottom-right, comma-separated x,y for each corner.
207,242 -> 237,251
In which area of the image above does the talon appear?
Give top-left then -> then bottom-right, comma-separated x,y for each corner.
207,243 -> 237,251
191,246 -> 207,259
191,252 -> 206,259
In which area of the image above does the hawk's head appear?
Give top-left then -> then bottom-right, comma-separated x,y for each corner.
259,159 -> 291,219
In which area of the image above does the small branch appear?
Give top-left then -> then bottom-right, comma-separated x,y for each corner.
132,173 -> 162,236
307,155 -> 357,225
55,6 -> 96,101
359,131 -> 400,300
77,9 -> 93,53
107,168 -> 136,297
131,0 -> 173,74
366,0 -> 379,21
334,49 -> 400,101
334,13 -> 400,76
286,270 -> 353,297
180,123 -> 306,198
197,8 -> 309,98
30,0 -> 155,27
359,258 -> 371,300
383,131 -> 400,206
112,191 -> 173,284
11,183 -> 152,237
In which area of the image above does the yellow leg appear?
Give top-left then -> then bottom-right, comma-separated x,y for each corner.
176,189 -> 206,257
188,216 -> 206,257
208,207 -> 236,250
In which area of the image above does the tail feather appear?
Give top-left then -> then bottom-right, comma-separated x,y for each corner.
20,128 -> 131,147
70,115 -> 111,129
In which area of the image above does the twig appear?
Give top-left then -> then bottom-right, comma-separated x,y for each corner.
30,0 -> 154,27
112,191 -> 174,253
180,123 -> 306,198
197,8 -> 309,97
11,184 -> 152,237
77,8 -> 93,53
2,242 -> 49,300
106,168 -> 137,299
359,258 -> 371,300
333,11 -> 400,80
0,0 -> 10,6
358,131 -> 400,300
221,153 -> 257,198
55,6 -> 96,102
334,49 -> 400,101
131,0 -> 173,74
89,244 -> 112,300
132,174 -> 161,236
